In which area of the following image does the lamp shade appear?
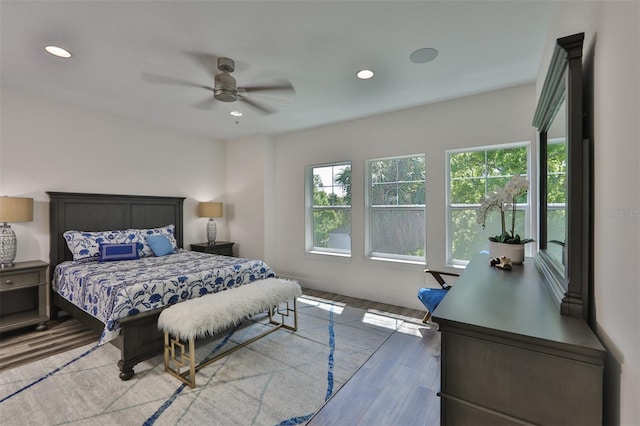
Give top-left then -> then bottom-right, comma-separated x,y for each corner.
0,196 -> 33,223
198,202 -> 223,218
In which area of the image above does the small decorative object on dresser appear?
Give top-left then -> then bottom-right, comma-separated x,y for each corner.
190,241 -> 235,257
0,196 -> 34,267
198,202 -> 223,245
0,260 -> 49,332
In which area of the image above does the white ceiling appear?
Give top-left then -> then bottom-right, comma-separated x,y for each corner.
1,1 -> 551,140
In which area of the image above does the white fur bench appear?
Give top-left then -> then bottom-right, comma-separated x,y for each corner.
158,277 -> 302,388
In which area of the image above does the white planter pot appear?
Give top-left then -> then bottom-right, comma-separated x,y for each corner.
488,241 -> 525,264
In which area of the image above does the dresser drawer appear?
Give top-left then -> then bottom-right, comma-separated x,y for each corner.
442,332 -> 602,425
0,271 -> 42,289
441,396 -> 523,426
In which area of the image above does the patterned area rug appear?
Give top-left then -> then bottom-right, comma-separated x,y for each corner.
0,297 -> 401,425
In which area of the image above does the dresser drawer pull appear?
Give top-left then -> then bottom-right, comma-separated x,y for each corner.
4,279 -> 12,285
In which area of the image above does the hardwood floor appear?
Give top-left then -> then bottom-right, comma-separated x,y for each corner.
0,288 -> 441,425
302,288 -> 426,321
303,288 -> 441,426
0,316 -> 100,373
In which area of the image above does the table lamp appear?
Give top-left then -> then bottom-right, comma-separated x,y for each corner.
0,196 -> 34,267
198,202 -> 223,245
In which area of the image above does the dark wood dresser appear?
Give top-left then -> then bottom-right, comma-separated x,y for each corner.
433,254 -> 604,425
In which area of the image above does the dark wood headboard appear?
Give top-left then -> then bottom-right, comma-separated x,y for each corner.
47,192 -> 185,271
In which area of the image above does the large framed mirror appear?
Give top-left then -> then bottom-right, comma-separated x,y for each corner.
533,33 -> 591,319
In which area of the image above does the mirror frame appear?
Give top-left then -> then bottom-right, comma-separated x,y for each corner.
533,33 -> 590,319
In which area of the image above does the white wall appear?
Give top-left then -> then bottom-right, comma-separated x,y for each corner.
269,84 -> 537,310
225,133 -> 275,263
0,88 -> 227,263
538,2 -> 639,424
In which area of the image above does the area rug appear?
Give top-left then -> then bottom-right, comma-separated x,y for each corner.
0,297 -> 402,425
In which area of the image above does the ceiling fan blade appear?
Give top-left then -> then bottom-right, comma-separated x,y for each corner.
238,95 -> 275,114
241,80 -> 295,95
191,97 -> 217,111
245,93 -> 295,108
183,52 -> 219,80
141,72 -> 212,91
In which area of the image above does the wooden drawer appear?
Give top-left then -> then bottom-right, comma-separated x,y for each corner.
0,270 -> 42,289
442,332 -> 602,425
441,396 -> 524,426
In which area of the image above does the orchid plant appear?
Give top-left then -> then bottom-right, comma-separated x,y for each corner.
476,175 -> 535,245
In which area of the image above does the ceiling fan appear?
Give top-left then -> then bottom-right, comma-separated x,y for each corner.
141,56 -> 295,114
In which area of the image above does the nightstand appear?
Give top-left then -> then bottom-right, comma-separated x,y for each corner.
190,242 -> 235,257
0,260 -> 49,332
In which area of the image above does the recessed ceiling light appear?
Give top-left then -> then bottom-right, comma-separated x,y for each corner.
356,69 -> 374,80
410,48 -> 438,64
45,45 -> 72,58
230,110 -> 243,117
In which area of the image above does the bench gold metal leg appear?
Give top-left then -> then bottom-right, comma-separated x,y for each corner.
268,298 -> 298,331
164,332 -> 197,388
163,297 -> 299,388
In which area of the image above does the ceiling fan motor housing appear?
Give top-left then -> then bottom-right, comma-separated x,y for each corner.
217,57 -> 235,73
214,72 -> 238,102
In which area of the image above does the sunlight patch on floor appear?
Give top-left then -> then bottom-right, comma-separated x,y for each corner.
397,321 -> 436,336
297,293 -> 433,337
362,311 -> 403,330
297,296 -> 346,314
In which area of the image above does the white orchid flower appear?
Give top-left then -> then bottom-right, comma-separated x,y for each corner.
476,174 -> 532,243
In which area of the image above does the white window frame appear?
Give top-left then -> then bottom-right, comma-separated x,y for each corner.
305,161 -> 352,257
364,154 -> 426,264
446,142 -> 532,267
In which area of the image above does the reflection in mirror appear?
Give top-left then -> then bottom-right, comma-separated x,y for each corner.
546,100 -> 567,275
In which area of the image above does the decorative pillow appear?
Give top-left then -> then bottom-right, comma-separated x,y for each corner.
64,229 -> 130,262
64,225 -> 177,261
146,235 -> 174,257
130,225 -> 177,258
98,243 -> 140,262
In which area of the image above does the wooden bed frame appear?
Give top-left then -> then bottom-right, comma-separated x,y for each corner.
47,191 -> 185,380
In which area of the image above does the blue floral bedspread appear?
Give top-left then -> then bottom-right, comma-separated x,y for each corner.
53,250 -> 276,344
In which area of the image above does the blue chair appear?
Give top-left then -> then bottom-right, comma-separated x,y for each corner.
417,269 -> 460,323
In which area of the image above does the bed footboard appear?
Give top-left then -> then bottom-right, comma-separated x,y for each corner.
117,310 -> 165,380
53,294 -> 165,380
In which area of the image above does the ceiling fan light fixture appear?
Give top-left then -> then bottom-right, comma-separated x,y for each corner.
356,69 -> 374,80
44,45 -> 72,58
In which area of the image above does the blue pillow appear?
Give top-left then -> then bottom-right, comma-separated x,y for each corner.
98,243 -> 139,262
146,234 -> 174,257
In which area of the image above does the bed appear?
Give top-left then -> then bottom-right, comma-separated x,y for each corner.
47,192 -> 274,380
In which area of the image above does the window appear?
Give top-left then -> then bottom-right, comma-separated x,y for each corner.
365,155 -> 426,262
447,143 -> 530,265
305,162 -> 351,255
